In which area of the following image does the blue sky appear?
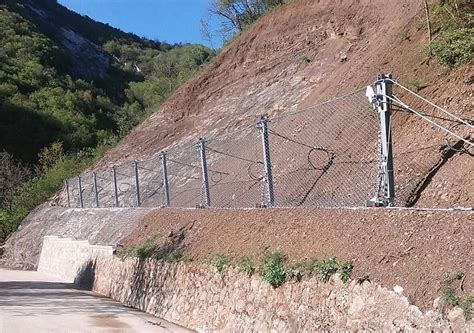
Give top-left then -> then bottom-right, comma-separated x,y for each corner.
58,0 -> 222,48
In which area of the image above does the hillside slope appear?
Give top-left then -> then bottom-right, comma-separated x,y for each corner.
90,0 -> 473,208
0,0 -> 213,163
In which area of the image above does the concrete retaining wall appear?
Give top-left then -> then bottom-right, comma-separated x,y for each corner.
91,256 -> 473,332
0,205 -> 154,269
37,236 -> 113,282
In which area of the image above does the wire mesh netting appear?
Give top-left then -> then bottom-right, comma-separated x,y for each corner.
64,88 -> 382,209
64,78 -> 471,210
268,90 -> 379,207
205,126 -> 265,208
388,80 -> 473,207
136,156 -> 164,207
166,144 -> 203,208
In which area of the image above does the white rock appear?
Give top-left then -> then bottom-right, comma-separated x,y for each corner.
393,285 -> 404,295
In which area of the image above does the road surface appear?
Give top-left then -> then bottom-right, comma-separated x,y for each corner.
0,268 -> 191,333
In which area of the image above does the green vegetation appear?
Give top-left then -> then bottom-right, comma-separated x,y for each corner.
208,252 -> 353,288
407,79 -> 426,92
338,261 -> 354,283
431,29 -> 474,67
428,0 -> 473,67
287,256 -> 353,284
210,254 -> 231,273
0,1 -> 214,242
261,251 -> 287,287
397,31 -> 408,39
207,0 -> 288,41
0,142 -> 112,242
314,257 -> 339,282
239,256 -> 256,277
115,235 -> 188,263
440,271 -> 473,319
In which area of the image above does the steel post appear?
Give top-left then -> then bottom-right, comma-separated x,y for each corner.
133,160 -> 141,207
160,152 -> 170,207
257,116 -> 275,207
375,74 -> 395,206
93,172 -> 99,208
65,179 -> 70,208
78,176 -> 83,208
198,138 -> 211,207
112,166 -> 119,207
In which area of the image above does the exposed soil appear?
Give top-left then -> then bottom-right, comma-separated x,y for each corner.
120,207 -> 474,311
79,0 -> 472,209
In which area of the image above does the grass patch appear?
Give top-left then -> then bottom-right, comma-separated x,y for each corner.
407,78 -> 426,92
440,271 -> 473,319
397,31 -> 408,39
114,235 -> 188,263
427,1 -> 473,68
431,28 -> 474,67
210,254 -> 230,273
239,256 -> 255,277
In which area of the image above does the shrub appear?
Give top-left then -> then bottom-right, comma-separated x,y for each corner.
210,254 -> 230,273
166,248 -> 187,262
314,257 -> 338,282
115,246 -> 136,261
135,236 -> 160,259
339,261 -> 354,283
239,256 -> 255,277
431,29 -> 474,67
397,31 -> 408,39
0,147 -> 93,243
261,251 -> 287,288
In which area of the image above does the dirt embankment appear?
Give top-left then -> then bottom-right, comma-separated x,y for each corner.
120,207 -> 474,311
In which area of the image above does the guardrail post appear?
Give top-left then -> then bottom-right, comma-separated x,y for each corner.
112,166 -> 119,207
133,160 -> 141,207
375,74 -> 395,206
93,172 -> 99,208
77,176 -> 84,208
65,179 -> 70,208
160,151 -> 170,207
198,138 -> 211,207
257,115 -> 275,207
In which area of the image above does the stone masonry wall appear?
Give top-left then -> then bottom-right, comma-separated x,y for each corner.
91,256 -> 473,332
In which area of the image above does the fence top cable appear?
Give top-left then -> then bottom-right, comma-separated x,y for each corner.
271,87 -> 367,121
387,94 -> 473,147
388,78 -> 474,129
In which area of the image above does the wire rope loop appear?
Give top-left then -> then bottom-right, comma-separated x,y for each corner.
118,182 -> 132,193
307,146 -> 336,171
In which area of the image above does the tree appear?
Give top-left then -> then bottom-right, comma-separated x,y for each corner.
0,152 -> 30,211
207,0 -> 286,40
